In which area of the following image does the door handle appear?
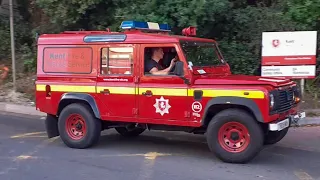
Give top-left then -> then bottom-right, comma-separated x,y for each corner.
142,90 -> 153,97
100,89 -> 110,95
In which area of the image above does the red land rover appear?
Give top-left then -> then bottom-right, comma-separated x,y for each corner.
35,20 -> 305,163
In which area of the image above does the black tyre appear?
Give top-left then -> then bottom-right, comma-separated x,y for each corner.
264,127 -> 289,145
58,103 -> 101,149
45,114 -> 59,138
115,127 -> 145,137
206,109 -> 264,164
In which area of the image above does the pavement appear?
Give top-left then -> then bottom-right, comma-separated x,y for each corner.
0,102 -> 320,180
0,102 -> 45,117
0,111 -> 320,180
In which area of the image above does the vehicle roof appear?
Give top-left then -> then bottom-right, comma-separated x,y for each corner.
37,30 -> 216,45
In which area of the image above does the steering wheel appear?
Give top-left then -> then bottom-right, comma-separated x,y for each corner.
169,58 -> 179,73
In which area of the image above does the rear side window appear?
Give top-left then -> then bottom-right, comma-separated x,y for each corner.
100,47 -> 133,75
42,47 -> 93,74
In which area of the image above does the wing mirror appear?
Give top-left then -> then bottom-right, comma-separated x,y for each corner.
174,61 -> 184,76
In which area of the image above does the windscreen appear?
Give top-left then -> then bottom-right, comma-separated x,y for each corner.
180,40 -> 225,70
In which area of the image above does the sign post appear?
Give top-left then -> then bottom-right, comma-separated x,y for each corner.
261,31 -> 318,95
9,0 -> 16,91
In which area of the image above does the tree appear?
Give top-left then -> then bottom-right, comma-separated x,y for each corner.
35,0 -> 118,31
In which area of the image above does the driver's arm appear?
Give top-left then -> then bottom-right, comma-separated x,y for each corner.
149,59 -> 176,75
149,66 -> 171,75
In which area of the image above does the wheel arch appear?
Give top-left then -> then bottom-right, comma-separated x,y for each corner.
57,93 -> 101,119
202,97 -> 264,127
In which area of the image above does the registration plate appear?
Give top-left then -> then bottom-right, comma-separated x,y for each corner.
269,118 -> 290,131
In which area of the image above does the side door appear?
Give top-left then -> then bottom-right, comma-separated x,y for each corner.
96,44 -> 138,121
137,43 -> 190,124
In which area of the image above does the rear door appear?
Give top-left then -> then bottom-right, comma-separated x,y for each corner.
96,44 -> 138,121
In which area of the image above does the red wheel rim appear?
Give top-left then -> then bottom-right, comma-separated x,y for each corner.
218,122 -> 250,153
65,114 -> 87,140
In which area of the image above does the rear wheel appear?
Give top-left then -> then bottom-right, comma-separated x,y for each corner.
206,109 -> 264,164
264,127 -> 289,145
58,103 -> 101,149
115,126 -> 145,137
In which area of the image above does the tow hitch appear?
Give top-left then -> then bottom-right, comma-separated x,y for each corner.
290,111 -> 306,126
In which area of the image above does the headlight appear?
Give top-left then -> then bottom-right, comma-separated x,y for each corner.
269,94 -> 275,109
293,86 -> 301,103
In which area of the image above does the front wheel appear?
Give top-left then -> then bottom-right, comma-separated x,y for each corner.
58,103 -> 101,149
264,127 -> 289,145
206,109 -> 264,164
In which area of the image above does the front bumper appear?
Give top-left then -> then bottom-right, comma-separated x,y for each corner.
268,111 -> 306,131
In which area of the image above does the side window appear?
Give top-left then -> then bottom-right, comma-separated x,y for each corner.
144,46 -> 178,75
101,47 -> 133,75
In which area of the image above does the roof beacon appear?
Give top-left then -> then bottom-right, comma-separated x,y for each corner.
182,26 -> 196,36
120,21 -> 171,32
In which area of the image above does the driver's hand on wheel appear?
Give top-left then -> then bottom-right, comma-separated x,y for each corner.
170,58 -> 176,67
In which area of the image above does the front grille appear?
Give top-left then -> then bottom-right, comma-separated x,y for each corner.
270,86 -> 295,114
276,88 -> 294,113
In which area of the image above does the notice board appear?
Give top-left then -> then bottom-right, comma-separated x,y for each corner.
261,31 -> 317,79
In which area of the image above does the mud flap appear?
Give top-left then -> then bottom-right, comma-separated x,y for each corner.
45,114 -> 60,138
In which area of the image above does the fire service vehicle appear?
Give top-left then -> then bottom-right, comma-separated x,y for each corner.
35,20 -> 305,163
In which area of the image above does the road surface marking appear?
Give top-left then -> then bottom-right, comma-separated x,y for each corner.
144,152 -> 170,160
0,133 -> 57,176
294,171 -> 314,180
14,135 -> 47,138
87,152 -> 173,158
10,131 -> 46,138
13,155 -> 36,161
137,152 -> 169,180
78,152 -> 172,179
12,134 -> 58,162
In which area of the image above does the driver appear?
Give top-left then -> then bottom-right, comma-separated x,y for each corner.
145,47 -> 176,75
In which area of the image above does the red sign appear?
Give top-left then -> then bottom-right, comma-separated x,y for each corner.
43,47 -> 92,74
262,56 -> 316,66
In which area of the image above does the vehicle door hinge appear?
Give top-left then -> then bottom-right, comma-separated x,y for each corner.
184,111 -> 191,118
134,76 -> 140,83
132,108 -> 138,115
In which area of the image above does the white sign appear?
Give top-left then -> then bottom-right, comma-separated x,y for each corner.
261,31 -> 317,67
192,102 -> 202,113
153,96 -> 171,116
261,65 -> 316,78
262,31 -> 317,57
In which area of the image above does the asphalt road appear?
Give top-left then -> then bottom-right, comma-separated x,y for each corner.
0,112 -> 319,180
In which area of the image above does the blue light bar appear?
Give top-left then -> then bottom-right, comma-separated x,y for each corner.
84,34 -> 127,43
120,21 -> 171,32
